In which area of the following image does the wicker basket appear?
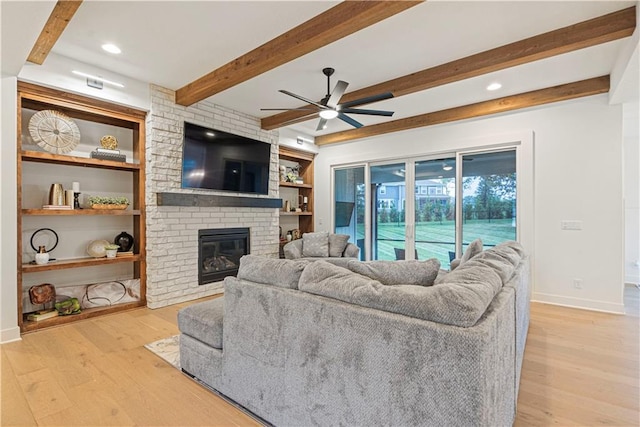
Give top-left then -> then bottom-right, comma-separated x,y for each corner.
90,204 -> 129,210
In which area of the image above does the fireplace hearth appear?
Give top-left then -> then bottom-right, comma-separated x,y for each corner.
198,228 -> 249,285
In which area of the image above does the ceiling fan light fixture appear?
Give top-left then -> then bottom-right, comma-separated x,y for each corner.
319,109 -> 339,120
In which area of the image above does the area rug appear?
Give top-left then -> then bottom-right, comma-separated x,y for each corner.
144,335 -> 180,369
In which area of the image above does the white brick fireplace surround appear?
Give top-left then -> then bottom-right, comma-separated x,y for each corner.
146,85 -> 280,308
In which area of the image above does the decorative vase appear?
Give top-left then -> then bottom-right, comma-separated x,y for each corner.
48,183 -> 64,206
35,245 -> 49,265
105,249 -> 118,258
114,231 -> 134,252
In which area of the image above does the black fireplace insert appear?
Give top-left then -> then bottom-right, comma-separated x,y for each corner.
198,228 -> 249,285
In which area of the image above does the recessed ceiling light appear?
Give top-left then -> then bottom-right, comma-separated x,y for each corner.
101,43 -> 121,54
205,131 -> 215,137
72,70 -> 124,88
486,82 -> 502,91
319,109 -> 339,120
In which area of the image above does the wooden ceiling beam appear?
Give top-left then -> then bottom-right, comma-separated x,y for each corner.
262,6 -> 635,130
27,0 -> 83,65
175,1 -> 422,107
314,75 -> 610,146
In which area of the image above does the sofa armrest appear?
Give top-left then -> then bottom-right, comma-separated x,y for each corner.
283,239 -> 303,259
343,242 -> 359,258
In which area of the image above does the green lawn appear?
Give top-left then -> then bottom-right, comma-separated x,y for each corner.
371,218 -> 516,266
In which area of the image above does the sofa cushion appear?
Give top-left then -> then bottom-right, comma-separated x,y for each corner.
237,255 -> 308,289
450,238 -> 483,271
299,260 -> 501,327
178,297 -> 224,349
347,258 -> 441,286
328,234 -> 350,257
302,232 -> 329,257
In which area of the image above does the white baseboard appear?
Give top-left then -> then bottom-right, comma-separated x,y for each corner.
532,292 -> 625,314
0,327 -> 21,344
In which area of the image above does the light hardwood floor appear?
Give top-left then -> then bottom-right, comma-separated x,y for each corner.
2,289 -> 638,427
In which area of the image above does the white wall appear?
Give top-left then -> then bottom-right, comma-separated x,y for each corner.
624,101 -> 640,284
314,95 -> 625,313
1,76 -> 20,343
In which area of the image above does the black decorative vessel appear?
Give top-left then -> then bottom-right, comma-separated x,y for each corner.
114,231 -> 134,252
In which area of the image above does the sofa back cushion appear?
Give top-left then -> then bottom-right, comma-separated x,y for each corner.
302,232 -> 329,257
347,258 -> 441,287
328,234 -> 350,257
299,260 -> 501,327
237,255 -> 308,289
437,240 -> 524,285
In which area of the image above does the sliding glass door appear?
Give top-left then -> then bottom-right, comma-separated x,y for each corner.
332,147 -> 519,265
370,163 -> 408,260
415,157 -> 456,267
460,150 -> 517,251
334,166 -> 365,260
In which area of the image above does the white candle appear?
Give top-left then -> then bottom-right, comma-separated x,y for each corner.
72,181 -> 80,192
303,197 -> 308,203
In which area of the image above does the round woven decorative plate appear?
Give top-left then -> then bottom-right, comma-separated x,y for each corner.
87,239 -> 110,258
28,110 -> 81,154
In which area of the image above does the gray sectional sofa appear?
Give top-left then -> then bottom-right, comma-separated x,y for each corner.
178,241 -> 530,427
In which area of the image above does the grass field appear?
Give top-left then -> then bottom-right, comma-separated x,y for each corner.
370,218 -> 516,266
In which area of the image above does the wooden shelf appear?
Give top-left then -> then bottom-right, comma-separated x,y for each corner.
22,208 -> 141,216
279,181 -> 312,189
21,150 -> 140,171
280,211 -> 313,216
21,301 -> 145,333
22,254 -> 142,272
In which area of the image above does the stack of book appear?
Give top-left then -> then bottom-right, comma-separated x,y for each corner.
42,204 -> 72,210
27,309 -> 59,322
90,148 -> 126,162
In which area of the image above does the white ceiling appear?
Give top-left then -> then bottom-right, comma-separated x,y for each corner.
2,1 -> 637,138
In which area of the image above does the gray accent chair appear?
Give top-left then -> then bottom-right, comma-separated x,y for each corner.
283,232 -> 359,260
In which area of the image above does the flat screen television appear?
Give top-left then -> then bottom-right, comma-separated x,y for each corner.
181,122 -> 271,195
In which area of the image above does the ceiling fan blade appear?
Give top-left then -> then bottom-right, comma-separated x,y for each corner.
279,90 -> 327,109
338,113 -> 363,129
340,108 -> 394,117
326,80 -> 348,108
260,108 -> 317,111
340,92 -> 394,108
316,118 -> 328,131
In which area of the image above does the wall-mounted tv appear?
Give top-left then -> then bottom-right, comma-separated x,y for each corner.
181,122 -> 271,195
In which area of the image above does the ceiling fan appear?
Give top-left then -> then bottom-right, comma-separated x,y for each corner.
261,67 -> 395,131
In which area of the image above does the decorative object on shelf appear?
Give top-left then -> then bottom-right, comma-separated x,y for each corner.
279,165 -> 287,182
87,239 -> 111,258
29,283 -> 56,306
71,181 -> 82,209
100,135 -> 118,150
35,245 -> 49,265
48,183 -> 65,206
114,231 -> 134,252
289,229 -> 301,240
88,196 -> 130,210
302,196 -> 309,212
90,150 -> 126,162
104,244 -> 119,258
116,251 -> 134,257
28,110 -> 81,154
55,297 -> 81,315
283,200 -> 291,212
286,230 -> 292,242
30,228 -> 58,254
65,189 -> 75,208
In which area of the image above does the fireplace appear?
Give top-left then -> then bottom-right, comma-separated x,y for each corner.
198,228 -> 249,285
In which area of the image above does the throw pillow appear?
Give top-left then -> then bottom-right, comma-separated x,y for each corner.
302,231 -> 329,257
237,255 -> 308,289
347,258 -> 441,286
459,238 -> 483,265
328,234 -> 350,257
